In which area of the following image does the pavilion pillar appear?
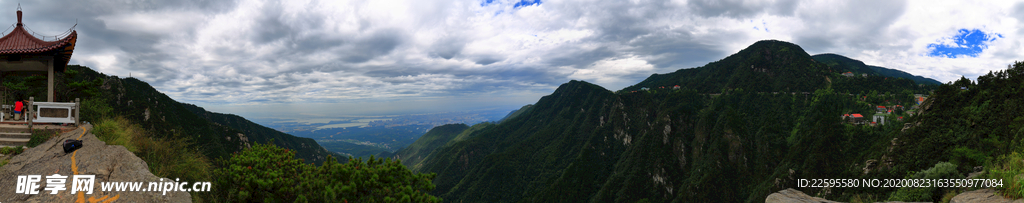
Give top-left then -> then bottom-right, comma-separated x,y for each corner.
47,58 -> 53,102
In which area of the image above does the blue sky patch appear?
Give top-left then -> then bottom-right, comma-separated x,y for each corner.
927,29 -> 1001,58
751,20 -> 769,33
481,0 -> 497,7
513,0 -> 542,8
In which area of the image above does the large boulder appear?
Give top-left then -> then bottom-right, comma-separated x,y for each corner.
765,188 -> 841,203
950,189 -> 1023,203
766,188 -> 932,203
0,124 -> 191,202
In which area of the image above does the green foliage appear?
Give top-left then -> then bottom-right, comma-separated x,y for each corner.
0,146 -> 15,155
91,116 -> 214,201
93,117 -> 141,152
987,151 -> 1024,199
2,75 -> 47,100
81,97 -> 113,123
626,40 -> 830,93
318,140 -> 390,161
895,61 -> 1024,173
57,65 -> 104,102
180,103 -> 333,164
412,42 -> 947,202
25,129 -> 59,148
392,123 -> 470,171
888,162 -> 962,202
498,104 -> 533,123
812,53 -> 942,86
214,141 -> 440,202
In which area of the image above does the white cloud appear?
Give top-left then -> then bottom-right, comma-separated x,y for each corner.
568,56 -> 655,89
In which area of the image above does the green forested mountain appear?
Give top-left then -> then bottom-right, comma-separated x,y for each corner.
894,64 -> 1024,175
625,40 -> 829,93
71,65 -> 333,164
499,104 -> 533,123
399,40 -> 1021,202
812,53 -> 942,85
393,123 -> 469,170
181,103 -> 332,163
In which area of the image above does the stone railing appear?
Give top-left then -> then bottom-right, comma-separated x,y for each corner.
27,97 -> 80,127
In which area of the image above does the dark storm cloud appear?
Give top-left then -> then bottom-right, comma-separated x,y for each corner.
340,29 -> 403,63
686,0 -> 799,18
430,35 -> 465,60
545,46 -> 616,67
623,29 -> 731,69
792,0 -> 907,52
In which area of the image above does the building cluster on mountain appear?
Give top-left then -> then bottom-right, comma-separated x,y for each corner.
841,104 -> 908,126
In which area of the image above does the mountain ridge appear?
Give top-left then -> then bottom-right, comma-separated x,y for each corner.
812,53 -> 942,85
78,65 -> 334,164
406,40 -> 940,202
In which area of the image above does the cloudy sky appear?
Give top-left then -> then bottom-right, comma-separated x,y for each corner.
3,0 -> 1023,117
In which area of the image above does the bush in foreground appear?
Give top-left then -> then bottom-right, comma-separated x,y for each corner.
215,141 -> 440,203
988,151 -> 1024,199
888,162 -> 963,202
91,116 -> 214,202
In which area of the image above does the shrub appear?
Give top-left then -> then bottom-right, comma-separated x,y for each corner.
90,116 -> 213,202
889,162 -> 963,202
214,141 -> 440,202
26,130 -> 58,148
80,96 -> 112,123
987,151 -> 1024,199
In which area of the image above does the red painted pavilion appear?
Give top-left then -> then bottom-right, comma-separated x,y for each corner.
0,7 -> 77,102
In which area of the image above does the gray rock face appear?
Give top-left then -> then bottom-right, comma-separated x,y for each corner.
765,188 -> 932,203
0,124 -> 191,202
765,188 -> 841,203
950,189 -> 1023,203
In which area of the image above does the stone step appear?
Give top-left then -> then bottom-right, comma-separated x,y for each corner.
0,137 -> 29,146
0,124 -> 30,133
0,132 -> 31,139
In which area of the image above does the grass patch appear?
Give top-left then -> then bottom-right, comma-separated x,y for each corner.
940,190 -> 958,203
26,129 -> 59,148
987,151 -> 1024,199
888,162 -> 963,202
848,194 -> 881,203
0,146 -> 23,155
91,116 -> 213,202
92,118 -> 140,152
0,146 -> 14,155
0,159 -> 8,168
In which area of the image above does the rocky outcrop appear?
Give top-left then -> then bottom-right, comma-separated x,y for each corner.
950,189 -> 1023,203
0,124 -> 191,202
765,188 -> 933,203
765,188 -> 840,203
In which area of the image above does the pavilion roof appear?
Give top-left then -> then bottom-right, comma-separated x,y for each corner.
0,9 -> 77,72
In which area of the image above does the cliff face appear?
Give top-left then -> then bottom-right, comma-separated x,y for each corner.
0,125 -> 191,202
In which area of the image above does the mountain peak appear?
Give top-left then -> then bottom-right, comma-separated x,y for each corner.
555,80 -> 610,95
627,40 -> 827,93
